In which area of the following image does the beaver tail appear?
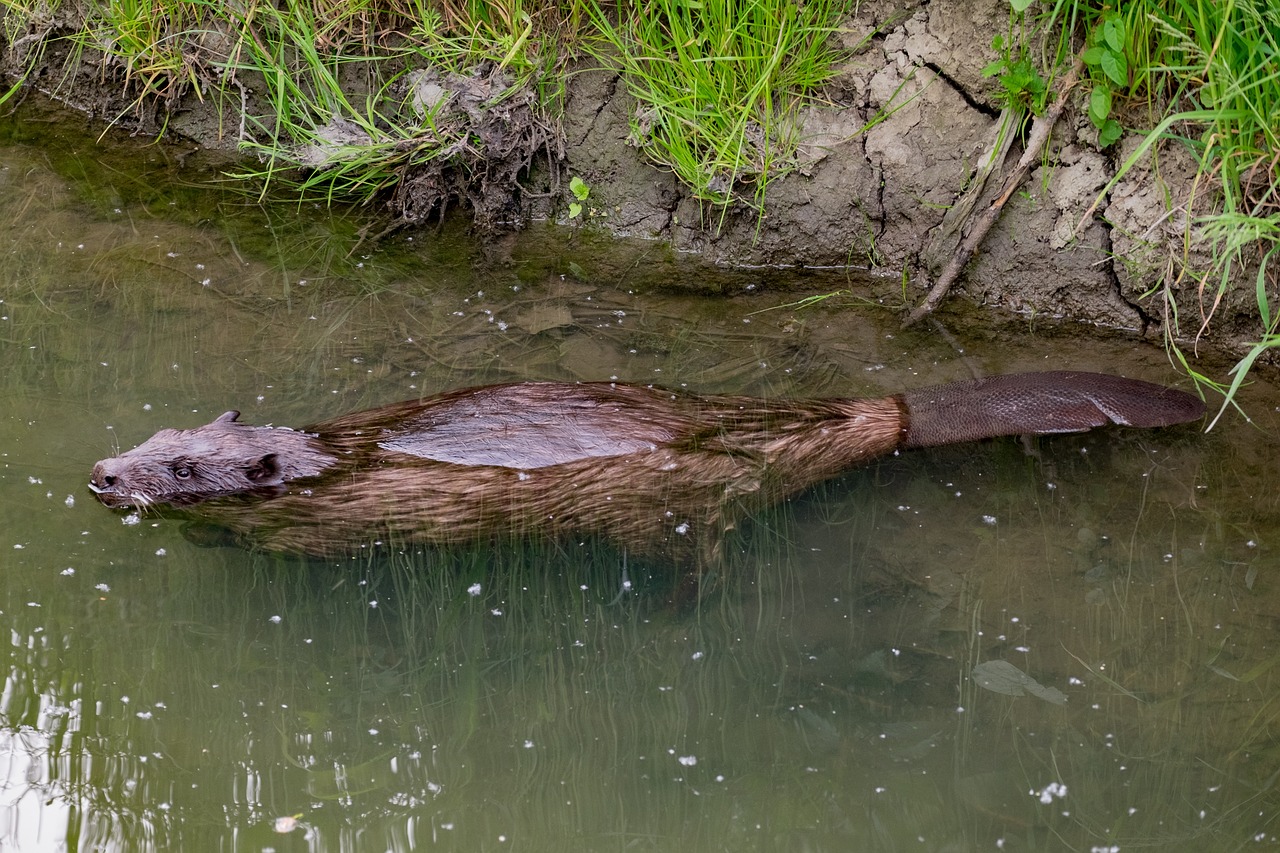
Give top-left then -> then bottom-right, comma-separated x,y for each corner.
899,371 -> 1205,450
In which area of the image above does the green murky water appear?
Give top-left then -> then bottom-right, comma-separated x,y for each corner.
2,105 -> 1279,852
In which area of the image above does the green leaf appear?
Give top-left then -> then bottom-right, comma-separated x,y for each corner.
1098,118 -> 1122,147
1102,19 -> 1119,52
1100,51 -> 1127,87
569,175 -> 590,201
1003,58 -> 1045,95
1010,0 -> 1034,11
982,58 -> 1007,78
1081,46 -> 1105,66
568,202 -> 583,219
1089,84 -> 1112,126
1104,16 -> 1127,52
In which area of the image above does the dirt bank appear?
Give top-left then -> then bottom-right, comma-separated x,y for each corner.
0,0 -> 1262,353
554,1 -> 1247,347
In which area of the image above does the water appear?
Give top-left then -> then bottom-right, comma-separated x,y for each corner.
2,103 -> 1278,851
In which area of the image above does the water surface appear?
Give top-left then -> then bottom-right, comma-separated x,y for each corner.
1,105 -> 1278,851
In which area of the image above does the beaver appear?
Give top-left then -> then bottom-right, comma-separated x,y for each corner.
89,372 -> 1204,562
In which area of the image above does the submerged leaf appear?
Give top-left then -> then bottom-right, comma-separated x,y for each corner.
972,660 -> 1067,705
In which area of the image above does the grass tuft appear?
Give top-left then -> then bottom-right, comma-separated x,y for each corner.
584,0 -> 847,216
217,1 -> 564,217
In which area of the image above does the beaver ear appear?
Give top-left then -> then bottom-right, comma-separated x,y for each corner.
215,411 -> 241,424
245,453 -> 281,484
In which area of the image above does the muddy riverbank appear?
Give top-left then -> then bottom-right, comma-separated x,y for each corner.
0,0 -> 1266,356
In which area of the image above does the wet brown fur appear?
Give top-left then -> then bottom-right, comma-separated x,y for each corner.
89,373 -> 1204,562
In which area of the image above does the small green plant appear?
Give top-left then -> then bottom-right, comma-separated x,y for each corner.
567,174 -> 589,219
1080,11 -> 1127,147
983,3 -> 1048,116
983,44 -> 1048,114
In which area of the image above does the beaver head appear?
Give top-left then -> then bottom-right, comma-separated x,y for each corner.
89,411 -> 338,509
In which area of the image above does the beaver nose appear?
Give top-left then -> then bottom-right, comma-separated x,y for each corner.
90,460 -> 119,491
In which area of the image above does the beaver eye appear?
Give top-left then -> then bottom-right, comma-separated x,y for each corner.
173,465 -> 192,480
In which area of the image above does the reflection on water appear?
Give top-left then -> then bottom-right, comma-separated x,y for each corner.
1,102 -> 1279,851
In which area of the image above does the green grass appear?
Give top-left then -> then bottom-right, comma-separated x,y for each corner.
69,0 -> 204,113
584,0 -> 848,217
219,2 -> 439,207
1149,0 -> 1280,424
19,0 -> 850,222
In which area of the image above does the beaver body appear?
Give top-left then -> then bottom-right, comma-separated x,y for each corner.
89,372 -> 1203,560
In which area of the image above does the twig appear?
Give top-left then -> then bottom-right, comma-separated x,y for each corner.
903,53 -> 1087,328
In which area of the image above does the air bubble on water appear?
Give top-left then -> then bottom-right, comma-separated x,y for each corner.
1031,781 -> 1068,804
274,816 -> 301,834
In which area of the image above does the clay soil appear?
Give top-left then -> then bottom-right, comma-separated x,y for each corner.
1,0 -> 1266,354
